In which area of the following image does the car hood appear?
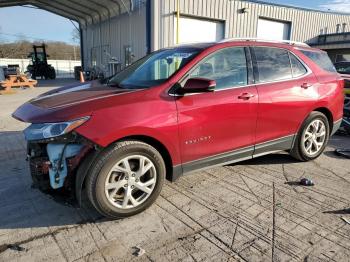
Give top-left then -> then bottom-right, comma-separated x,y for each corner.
30,80 -> 133,109
12,80 -> 139,123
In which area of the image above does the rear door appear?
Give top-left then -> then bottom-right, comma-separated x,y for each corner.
176,47 -> 258,171
252,46 -> 318,154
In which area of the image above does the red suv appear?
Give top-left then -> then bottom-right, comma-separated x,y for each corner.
13,40 -> 344,218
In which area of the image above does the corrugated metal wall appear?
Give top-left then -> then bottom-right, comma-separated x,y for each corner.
152,0 -> 350,50
82,4 -> 147,73
82,0 -> 350,70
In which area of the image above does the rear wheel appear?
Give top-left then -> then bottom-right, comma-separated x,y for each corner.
290,112 -> 330,161
86,141 -> 165,218
49,68 -> 56,79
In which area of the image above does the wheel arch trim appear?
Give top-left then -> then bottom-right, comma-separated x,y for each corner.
75,135 -> 180,206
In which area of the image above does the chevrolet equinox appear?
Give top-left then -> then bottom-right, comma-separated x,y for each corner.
13,40 -> 344,218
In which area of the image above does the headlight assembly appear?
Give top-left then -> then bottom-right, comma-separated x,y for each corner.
24,117 -> 90,141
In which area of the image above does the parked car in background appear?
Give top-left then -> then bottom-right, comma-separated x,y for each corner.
334,61 -> 350,90
334,61 -> 350,75
334,61 -> 350,133
13,39 -> 344,218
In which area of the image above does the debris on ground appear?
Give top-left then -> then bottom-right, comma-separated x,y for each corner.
335,149 -> 350,159
300,178 -> 315,186
7,244 -> 26,252
0,244 -> 27,253
132,246 -> 146,257
341,217 -> 350,225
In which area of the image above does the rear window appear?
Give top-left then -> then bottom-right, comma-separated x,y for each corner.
301,50 -> 336,73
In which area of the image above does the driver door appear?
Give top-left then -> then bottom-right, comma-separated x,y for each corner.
175,47 -> 258,172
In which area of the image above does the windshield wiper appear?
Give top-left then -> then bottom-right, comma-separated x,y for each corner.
107,81 -> 123,88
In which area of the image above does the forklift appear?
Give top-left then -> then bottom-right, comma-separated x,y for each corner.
27,44 -> 56,80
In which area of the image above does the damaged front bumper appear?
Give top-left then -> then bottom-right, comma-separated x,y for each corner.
27,133 -> 93,192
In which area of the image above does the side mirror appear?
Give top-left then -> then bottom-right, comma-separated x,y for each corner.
180,77 -> 216,94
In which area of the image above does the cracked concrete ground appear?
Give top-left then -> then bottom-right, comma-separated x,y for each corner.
0,80 -> 350,262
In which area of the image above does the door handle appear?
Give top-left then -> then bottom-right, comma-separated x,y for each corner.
301,83 -> 311,89
238,93 -> 255,100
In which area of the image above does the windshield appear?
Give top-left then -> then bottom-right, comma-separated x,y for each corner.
108,47 -> 201,89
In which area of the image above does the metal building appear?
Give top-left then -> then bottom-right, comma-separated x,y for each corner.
82,0 -> 350,74
1,0 -> 350,76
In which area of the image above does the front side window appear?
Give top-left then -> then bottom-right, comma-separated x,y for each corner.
290,53 -> 308,78
254,47 -> 292,83
188,47 -> 248,90
108,47 -> 201,89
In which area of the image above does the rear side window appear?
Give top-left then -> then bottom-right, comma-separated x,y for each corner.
254,47 -> 292,83
301,50 -> 336,73
289,53 -> 308,77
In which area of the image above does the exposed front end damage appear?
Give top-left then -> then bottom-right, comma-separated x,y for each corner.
26,132 -> 94,193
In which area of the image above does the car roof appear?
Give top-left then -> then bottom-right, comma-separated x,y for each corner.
167,39 -> 327,56
173,39 -> 318,50
166,42 -> 216,50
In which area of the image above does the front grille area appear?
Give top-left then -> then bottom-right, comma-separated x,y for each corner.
29,157 -> 51,191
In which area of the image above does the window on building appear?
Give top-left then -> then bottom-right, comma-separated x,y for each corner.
254,47 -> 292,83
124,45 -> 133,67
189,47 -> 248,90
289,53 -> 308,78
320,29 -> 324,35
324,27 -> 328,34
336,54 -> 350,62
336,24 -> 341,33
91,47 -> 98,67
301,50 -> 336,73
343,23 -> 347,33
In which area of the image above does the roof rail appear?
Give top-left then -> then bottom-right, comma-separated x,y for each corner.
219,38 -> 310,47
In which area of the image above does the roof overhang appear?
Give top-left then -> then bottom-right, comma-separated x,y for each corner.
0,0 -> 134,27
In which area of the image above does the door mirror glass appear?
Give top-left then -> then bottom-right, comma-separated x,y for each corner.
180,77 -> 216,94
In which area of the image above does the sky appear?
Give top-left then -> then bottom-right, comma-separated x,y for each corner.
0,1 -> 349,44
261,0 -> 350,12
0,6 -> 78,44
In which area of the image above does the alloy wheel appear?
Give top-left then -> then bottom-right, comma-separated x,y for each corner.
302,119 -> 326,156
104,155 -> 157,209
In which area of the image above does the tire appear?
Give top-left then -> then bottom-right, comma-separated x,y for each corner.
49,69 -> 56,80
290,111 -> 330,161
86,140 -> 166,219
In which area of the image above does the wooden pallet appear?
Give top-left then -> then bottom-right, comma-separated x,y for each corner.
0,74 -> 37,94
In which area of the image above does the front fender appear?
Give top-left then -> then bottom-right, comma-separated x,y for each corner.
76,125 -> 181,166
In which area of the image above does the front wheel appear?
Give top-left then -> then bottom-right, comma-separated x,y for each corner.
86,141 -> 166,218
290,112 -> 330,161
